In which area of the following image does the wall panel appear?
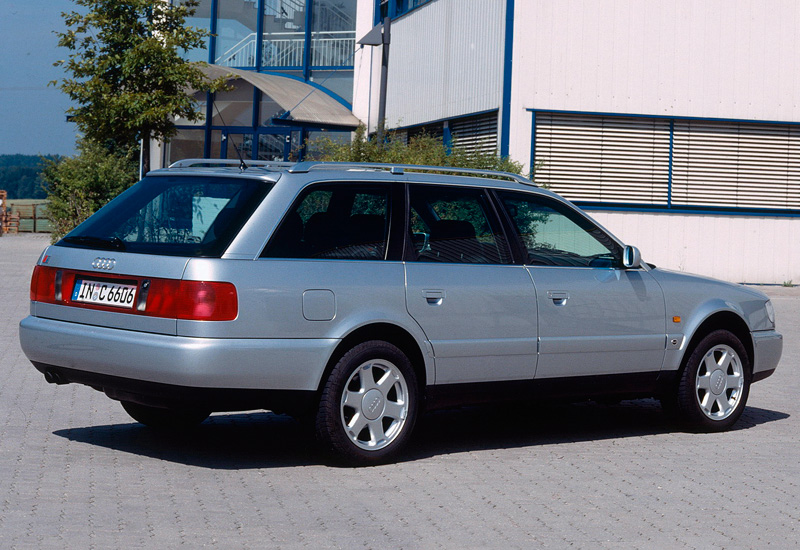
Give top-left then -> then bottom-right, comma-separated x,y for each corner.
385,0 -> 504,128
591,211 -> 800,284
509,0 -> 800,169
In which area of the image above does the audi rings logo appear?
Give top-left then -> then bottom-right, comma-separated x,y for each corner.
368,396 -> 383,414
92,257 -> 116,271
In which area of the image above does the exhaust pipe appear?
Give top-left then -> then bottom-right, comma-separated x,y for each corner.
43,370 -> 68,385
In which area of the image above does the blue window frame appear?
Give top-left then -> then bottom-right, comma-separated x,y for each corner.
206,0 -> 356,72
375,0 -> 434,23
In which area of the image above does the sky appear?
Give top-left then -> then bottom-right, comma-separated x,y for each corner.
0,0 -> 79,156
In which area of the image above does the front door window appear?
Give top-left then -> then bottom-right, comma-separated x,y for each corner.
500,193 -> 621,268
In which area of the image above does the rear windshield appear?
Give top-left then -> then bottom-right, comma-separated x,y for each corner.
57,175 -> 272,257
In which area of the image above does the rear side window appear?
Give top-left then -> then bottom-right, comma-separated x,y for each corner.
58,175 -> 271,257
262,183 -> 391,260
408,184 -> 511,264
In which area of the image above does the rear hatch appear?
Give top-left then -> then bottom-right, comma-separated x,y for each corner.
30,172 -> 272,336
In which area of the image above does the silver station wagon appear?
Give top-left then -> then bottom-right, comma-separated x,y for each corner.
19,160 -> 783,464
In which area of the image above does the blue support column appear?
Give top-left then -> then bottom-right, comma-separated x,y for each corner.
668,119 -> 674,208
529,110 -> 536,179
205,0 -> 219,159
303,2 -> 313,81
209,0 -> 219,64
256,0 -> 265,71
443,121 -> 452,154
252,87 -> 261,129
204,92 -> 213,158
253,88 -> 261,160
499,0 -> 514,158
298,128 -> 308,161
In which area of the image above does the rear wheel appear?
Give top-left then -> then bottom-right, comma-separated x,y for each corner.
316,341 -> 419,465
121,401 -> 210,430
674,329 -> 751,431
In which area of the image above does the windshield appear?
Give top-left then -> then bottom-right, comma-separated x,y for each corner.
58,175 -> 272,257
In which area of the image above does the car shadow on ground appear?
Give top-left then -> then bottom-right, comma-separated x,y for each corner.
407,400 -> 788,462
53,399 -> 789,469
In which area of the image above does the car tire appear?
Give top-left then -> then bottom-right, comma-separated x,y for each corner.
316,341 -> 419,465
121,401 -> 211,430
674,329 -> 751,432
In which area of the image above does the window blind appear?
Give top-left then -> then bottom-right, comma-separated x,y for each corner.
533,111 -> 800,211
533,113 -> 670,204
451,112 -> 499,156
672,120 -> 800,209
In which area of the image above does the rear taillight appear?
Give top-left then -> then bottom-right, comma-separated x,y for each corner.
30,266 -> 238,322
30,265 -> 57,303
146,280 -> 238,321
177,281 -> 238,321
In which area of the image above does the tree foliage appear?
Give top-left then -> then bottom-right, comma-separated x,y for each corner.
0,155 -> 58,199
42,140 -> 138,242
52,0 -> 228,172
308,125 -> 526,175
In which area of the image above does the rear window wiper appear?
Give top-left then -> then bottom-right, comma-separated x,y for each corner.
61,235 -> 127,251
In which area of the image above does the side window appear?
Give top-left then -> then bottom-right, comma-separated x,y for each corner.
408,185 -> 511,264
498,191 -> 621,267
262,184 -> 390,260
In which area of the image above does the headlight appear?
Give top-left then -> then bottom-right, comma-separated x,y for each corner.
765,300 -> 776,325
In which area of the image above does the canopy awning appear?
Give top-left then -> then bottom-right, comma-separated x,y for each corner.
199,64 -> 361,131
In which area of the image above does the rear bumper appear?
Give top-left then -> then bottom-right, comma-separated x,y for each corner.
19,315 -> 336,394
752,329 -> 782,382
30,362 -> 316,412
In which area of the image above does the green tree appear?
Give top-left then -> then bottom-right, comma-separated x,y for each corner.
308,125 -> 525,175
42,140 -> 139,242
52,0 -> 228,173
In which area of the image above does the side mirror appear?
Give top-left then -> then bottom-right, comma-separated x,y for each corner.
622,245 -> 642,269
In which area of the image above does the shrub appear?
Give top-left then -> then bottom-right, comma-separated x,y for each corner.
42,140 -> 138,242
307,125 -> 526,175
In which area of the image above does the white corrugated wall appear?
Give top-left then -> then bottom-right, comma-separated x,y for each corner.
508,0 -> 800,284
508,0 -> 800,168
383,0 -> 505,128
590,211 -> 800,285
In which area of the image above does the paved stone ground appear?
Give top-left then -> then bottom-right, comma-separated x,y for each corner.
1,233 -> 798,549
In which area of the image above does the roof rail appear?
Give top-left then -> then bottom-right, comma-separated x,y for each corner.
168,159 -> 536,186
168,158 -> 295,169
288,161 -> 536,186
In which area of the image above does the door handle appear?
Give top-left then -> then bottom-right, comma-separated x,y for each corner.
423,289 -> 444,306
547,290 -> 569,306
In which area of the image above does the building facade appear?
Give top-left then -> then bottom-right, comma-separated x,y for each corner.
352,0 -> 800,284
154,0 -> 360,169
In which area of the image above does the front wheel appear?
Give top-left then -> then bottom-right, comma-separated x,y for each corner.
121,401 -> 211,430
674,330 -> 751,432
316,341 -> 419,465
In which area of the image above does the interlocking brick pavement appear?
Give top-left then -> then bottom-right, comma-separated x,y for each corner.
2,233 -> 799,548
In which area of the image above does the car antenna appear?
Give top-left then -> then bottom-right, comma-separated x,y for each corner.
212,99 -> 249,171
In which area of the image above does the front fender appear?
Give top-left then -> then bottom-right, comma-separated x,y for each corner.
648,268 -> 771,372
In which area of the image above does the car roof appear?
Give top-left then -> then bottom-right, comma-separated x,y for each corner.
150,159 -> 546,193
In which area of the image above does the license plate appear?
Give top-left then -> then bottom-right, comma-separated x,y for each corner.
71,279 -> 137,309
